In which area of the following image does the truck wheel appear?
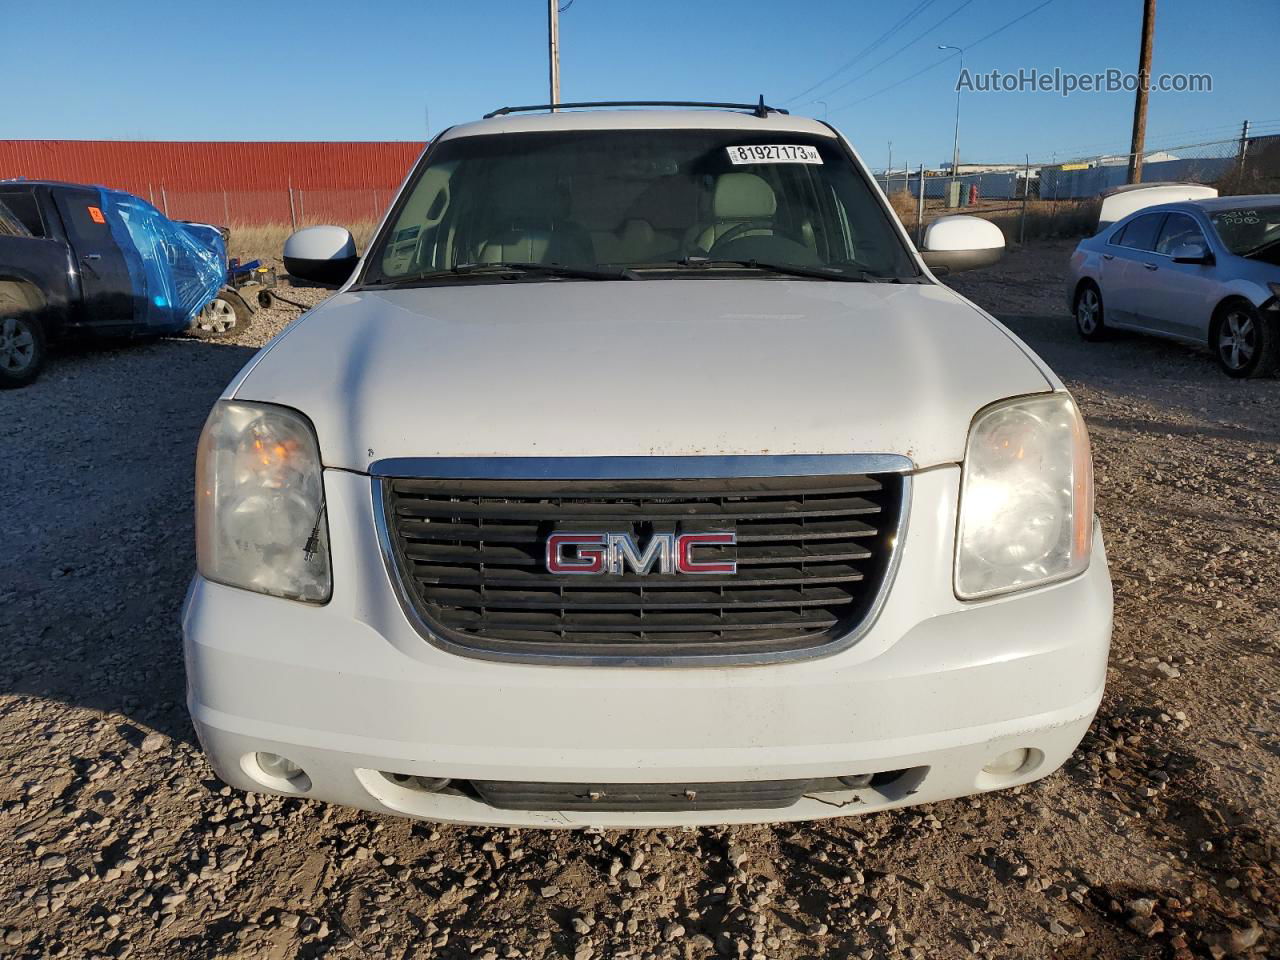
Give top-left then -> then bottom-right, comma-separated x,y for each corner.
190,290 -> 252,340
0,284 -> 48,389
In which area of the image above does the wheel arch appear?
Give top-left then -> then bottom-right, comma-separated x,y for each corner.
1072,275 -> 1100,304
0,276 -> 49,312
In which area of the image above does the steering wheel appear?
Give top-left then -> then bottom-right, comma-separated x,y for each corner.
710,220 -> 779,251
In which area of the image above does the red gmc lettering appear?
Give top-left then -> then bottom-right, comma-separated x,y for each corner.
545,533 -> 608,574
675,532 -> 738,574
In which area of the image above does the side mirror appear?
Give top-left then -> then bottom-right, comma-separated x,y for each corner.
283,225 -> 358,287
1170,242 -> 1213,265
919,215 -> 1005,275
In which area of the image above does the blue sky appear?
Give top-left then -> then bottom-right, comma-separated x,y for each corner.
6,0 -> 1277,169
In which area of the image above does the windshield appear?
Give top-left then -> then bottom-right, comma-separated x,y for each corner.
1210,203 -> 1280,261
362,128 -> 920,286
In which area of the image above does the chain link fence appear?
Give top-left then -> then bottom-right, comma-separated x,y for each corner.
875,129 -> 1280,243
141,187 -> 392,232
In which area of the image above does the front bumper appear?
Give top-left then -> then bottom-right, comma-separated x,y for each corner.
183,466 -> 1112,827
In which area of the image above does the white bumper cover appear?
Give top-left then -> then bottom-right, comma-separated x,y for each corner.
183,467 -> 1112,827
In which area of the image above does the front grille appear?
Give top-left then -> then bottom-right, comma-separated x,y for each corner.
471,777 -> 835,812
379,471 -> 905,662
468,769 -> 920,811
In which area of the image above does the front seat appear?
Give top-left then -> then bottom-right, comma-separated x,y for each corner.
474,180 -> 594,266
685,173 -> 778,254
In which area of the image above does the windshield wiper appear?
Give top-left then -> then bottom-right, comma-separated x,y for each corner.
667,257 -> 889,282
359,261 -> 637,289
1238,235 -> 1280,259
453,261 -> 640,280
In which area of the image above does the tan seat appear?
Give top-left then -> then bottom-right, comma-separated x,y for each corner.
472,179 -> 595,265
685,173 -> 778,254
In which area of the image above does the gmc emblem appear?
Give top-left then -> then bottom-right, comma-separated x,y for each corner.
546,531 -> 737,576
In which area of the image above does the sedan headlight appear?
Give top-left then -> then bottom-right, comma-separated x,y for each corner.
196,401 -> 331,602
955,393 -> 1093,599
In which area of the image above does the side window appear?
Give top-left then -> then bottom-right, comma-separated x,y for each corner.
0,191 -> 46,237
1111,213 -> 1164,252
1154,213 -> 1205,255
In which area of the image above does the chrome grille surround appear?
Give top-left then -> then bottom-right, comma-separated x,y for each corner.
372,455 -> 912,667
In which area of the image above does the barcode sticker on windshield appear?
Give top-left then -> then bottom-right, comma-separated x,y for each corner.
727,144 -> 823,165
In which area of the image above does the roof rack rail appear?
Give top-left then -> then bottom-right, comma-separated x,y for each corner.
483,96 -> 788,120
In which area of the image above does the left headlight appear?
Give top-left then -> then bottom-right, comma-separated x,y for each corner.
196,400 -> 331,603
955,393 -> 1093,600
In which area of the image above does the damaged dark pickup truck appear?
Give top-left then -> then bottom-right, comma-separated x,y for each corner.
0,180 -> 254,387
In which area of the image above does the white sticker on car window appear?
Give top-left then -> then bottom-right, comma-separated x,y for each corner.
726,145 -> 823,165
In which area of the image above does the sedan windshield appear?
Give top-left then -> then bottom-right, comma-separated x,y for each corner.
362,128 -> 920,286
1209,203 -> 1280,262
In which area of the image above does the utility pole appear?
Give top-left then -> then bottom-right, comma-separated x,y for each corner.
1237,119 -> 1251,180
548,0 -> 561,110
887,141 -> 893,180
1126,0 -> 1157,184
938,45 -> 965,202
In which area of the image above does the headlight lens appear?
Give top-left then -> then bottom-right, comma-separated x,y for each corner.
955,393 -> 1093,599
196,401 -> 331,602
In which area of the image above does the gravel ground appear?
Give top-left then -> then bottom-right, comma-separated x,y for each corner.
1,248 -> 1276,960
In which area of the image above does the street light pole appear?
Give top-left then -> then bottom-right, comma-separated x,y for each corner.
548,0 -> 561,110
938,44 -> 965,201
814,100 -> 828,120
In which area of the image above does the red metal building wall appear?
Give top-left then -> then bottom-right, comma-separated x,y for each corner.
0,140 -> 426,225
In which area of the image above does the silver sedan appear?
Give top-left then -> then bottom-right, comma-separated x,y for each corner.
1067,195 -> 1280,378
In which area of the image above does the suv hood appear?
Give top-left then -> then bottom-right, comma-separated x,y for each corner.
232,279 -> 1049,471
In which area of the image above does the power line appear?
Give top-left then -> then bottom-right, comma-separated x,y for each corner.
783,0 -> 945,105
1039,120 -> 1280,161
807,0 -> 976,106
828,0 -> 1060,112
827,48 -> 956,113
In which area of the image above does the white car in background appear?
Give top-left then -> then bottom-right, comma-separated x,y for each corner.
184,101 -> 1111,827
1068,194 -> 1280,378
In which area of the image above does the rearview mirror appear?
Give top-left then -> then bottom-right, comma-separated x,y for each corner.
283,225 -> 358,287
919,215 -> 1005,275
1170,242 -> 1213,265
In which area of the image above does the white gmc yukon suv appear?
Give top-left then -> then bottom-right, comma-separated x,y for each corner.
184,102 -> 1112,827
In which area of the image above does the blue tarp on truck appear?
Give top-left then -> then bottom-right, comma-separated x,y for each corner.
100,188 -> 227,332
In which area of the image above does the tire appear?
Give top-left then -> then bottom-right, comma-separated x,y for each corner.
189,290 -> 252,340
0,284 -> 48,388
1211,299 -> 1278,379
1073,281 -> 1107,341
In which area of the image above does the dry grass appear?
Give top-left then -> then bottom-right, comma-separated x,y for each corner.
885,190 -> 1100,245
887,190 -> 919,225
984,198 -> 1101,242
227,220 -> 379,263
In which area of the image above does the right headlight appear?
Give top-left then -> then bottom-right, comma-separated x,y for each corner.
195,400 -> 331,603
955,393 -> 1093,599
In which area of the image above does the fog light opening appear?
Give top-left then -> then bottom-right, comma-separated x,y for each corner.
983,748 -> 1030,776
247,752 -> 312,793
981,747 -> 1044,781
381,771 -> 452,794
